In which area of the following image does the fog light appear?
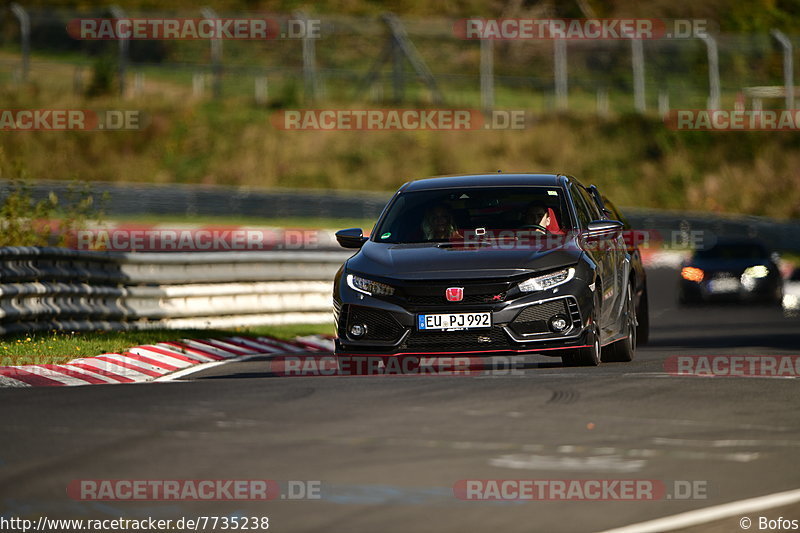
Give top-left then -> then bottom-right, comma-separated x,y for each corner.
349,324 -> 367,337
549,315 -> 569,333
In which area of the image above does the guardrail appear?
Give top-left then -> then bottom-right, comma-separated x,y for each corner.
8,180 -> 800,253
0,247 -> 352,335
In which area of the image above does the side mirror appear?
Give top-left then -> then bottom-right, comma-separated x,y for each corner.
585,219 -> 624,240
336,228 -> 368,249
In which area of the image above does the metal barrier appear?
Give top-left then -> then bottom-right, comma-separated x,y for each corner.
6,180 -> 800,253
0,247 -> 352,335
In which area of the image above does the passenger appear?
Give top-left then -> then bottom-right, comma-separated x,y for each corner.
422,204 -> 462,241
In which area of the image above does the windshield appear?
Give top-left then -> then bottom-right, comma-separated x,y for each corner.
373,187 -> 573,244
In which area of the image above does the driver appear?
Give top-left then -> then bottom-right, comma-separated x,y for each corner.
524,204 -> 551,233
422,204 -> 462,241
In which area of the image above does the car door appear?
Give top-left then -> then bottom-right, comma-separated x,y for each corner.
571,184 -> 622,332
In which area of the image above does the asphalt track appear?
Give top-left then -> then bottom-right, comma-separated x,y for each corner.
1,267 -> 799,532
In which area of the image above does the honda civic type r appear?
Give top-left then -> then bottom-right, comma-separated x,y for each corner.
332,174 -> 646,366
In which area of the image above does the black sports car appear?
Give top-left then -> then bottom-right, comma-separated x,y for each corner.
678,237 -> 783,305
333,173 -> 646,366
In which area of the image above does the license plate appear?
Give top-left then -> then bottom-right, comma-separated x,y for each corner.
417,312 -> 492,331
709,278 -> 740,293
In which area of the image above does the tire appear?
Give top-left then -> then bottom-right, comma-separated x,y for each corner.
636,286 -> 649,346
562,289 -> 601,367
678,288 -> 701,306
562,323 -> 601,367
603,281 -> 636,362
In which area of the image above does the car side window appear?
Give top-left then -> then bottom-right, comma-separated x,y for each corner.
571,186 -> 594,228
576,186 -> 602,220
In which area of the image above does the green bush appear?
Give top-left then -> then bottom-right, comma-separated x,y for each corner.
0,154 -> 105,247
85,55 -> 117,98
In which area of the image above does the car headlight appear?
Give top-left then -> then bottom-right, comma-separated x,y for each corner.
518,267 -> 575,292
346,274 -> 395,296
742,265 -> 769,279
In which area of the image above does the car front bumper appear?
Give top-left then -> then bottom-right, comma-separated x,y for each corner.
334,277 -> 595,356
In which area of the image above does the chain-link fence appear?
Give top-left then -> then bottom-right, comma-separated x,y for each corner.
1,6 -> 799,113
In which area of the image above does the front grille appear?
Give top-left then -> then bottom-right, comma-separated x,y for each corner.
509,299 -> 570,335
346,306 -> 405,342
401,327 -> 512,352
405,292 -> 507,305
399,280 -> 515,307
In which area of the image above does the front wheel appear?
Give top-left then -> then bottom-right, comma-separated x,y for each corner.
562,324 -> 601,367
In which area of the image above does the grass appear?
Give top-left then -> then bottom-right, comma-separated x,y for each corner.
1,78 -> 799,220
1,36 -> 800,222
0,323 -> 334,367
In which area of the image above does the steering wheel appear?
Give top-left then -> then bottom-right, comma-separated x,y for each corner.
518,224 -> 549,233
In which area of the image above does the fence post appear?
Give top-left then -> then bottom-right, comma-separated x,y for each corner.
631,38 -> 645,112
73,66 -> 84,95
770,29 -> 794,109
658,90 -> 669,117
701,35 -> 720,109
10,3 -> 30,83
480,37 -> 494,111
192,73 -> 205,97
201,7 -> 223,99
596,88 -> 608,116
358,14 -> 442,104
255,76 -> 268,104
391,28 -> 404,103
554,39 -> 568,110
110,5 -> 128,97
134,72 -> 144,95
294,11 -> 318,102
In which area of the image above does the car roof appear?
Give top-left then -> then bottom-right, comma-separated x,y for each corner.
401,173 -> 569,192
693,237 -> 772,258
705,237 -> 769,248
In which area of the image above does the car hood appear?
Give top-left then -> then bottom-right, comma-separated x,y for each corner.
347,240 -> 582,280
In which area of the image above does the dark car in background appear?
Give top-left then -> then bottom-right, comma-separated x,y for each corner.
332,173 -> 647,367
678,238 -> 783,305
783,267 -> 800,315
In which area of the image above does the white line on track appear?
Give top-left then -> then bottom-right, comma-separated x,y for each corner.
597,487 -> 800,533
652,437 -> 800,448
